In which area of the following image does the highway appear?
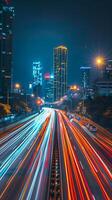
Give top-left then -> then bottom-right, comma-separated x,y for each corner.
0,108 -> 112,200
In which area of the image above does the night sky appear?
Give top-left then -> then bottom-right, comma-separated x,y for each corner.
13,0 -> 112,88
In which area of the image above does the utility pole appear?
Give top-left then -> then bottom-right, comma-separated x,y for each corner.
7,90 -> 9,105
82,72 -> 86,115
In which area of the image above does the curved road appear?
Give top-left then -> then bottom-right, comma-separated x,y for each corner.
0,108 -> 112,200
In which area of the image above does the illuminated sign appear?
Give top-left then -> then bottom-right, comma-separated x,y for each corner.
44,73 -> 50,80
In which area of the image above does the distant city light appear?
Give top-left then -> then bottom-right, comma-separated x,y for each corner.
70,85 -> 78,90
15,83 -> 21,89
29,84 -> 32,89
36,98 -> 44,105
44,73 -> 54,80
44,73 -> 50,80
50,75 -> 54,79
95,56 -> 105,67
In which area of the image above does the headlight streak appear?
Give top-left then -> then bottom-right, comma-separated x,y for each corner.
0,113 -> 40,145
0,116 -> 51,199
0,109 -> 111,200
35,110 -> 55,200
74,117 -> 112,159
25,110 -> 55,200
0,110 -> 51,181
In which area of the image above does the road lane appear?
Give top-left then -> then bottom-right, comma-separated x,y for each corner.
0,108 -> 112,200
56,110 -> 112,200
0,108 -> 55,200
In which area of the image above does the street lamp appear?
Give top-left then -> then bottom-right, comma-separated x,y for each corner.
36,99 -> 43,106
36,98 -> 44,113
15,83 -> 21,94
95,56 -> 105,79
95,56 -> 104,66
15,83 -> 21,89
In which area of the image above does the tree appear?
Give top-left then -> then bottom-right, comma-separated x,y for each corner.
0,103 -> 11,118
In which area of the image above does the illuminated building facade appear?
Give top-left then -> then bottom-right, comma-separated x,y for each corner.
80,66 -> 92,99
95,81 -> 112,96
33,61 -> 42,97
44,73 -> 54,102
105,60 -> 112,80
80,66 -> 91,88
0,0 -> 14,103
53,45 -> 68,101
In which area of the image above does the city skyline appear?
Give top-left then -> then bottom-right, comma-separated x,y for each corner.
12,0 -> 112,88
0,1 -> 112,199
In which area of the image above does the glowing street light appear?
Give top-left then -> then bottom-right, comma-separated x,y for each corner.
70,85 -> 79,91
31,94 -> 34,97
95,56 -> 105,68
95,56 -> 105,80
15,83 -> 21,89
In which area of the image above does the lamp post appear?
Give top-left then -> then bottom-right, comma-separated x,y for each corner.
69,85 -> 79,111
95,56 -> 105,80
36,98 -> 44,113
82,73 -> 86,116
15,83 -> 21,93
7,89 -> 9,105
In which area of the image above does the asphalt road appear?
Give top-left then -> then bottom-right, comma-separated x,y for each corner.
0,108 -> 112,200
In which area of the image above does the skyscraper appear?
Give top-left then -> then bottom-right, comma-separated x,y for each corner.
33,61 -> 42,98
80,66 -> 92,99
0,0 -> 14,103
80,66 -> 91,88
44,73 -> 54,102
53,45 -> 68,101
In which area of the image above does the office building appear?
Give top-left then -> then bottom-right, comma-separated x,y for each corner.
33,61 -> 42,98
80,66 -> 91,88
53,45 -> 68,101
95,81 -> 112,96
80,66 -> 95,99
105,60 -> 112,80
44,73 -> 54,102
0,0 -> 14,103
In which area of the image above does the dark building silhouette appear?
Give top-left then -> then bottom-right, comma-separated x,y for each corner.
0,0 -> 14,103
105,60 -> 112,80
44,73 -> 54,102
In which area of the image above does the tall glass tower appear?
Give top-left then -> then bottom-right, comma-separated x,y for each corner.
53,45 -> 68,101
44,73 -> 54,102
0,0 -> 14,103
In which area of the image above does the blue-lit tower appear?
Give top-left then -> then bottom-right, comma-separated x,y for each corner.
33,61 -> 42,98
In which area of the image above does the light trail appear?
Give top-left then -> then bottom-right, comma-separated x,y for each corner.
0,108 -> 112,200
0,110 -> 51,181
60,111 -> 112,200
